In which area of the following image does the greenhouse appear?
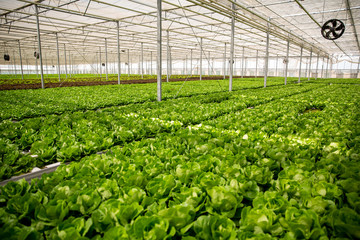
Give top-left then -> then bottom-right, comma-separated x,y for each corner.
0,0 -> 360,239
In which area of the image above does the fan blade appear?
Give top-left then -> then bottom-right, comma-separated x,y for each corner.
326,31 -> 333,39
332,31 -> 340,38
323,26 -> 331,30
335,23 -> 344,31
330,19 -> 337,27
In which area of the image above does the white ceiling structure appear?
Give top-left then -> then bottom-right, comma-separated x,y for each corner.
0,0 -> 359,66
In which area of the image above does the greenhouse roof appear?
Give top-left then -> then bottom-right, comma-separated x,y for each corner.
0,0 -> 359,65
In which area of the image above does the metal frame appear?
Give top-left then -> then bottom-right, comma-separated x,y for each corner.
0,0 -> 358,83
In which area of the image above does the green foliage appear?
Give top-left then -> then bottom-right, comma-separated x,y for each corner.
0,79 -> 359,239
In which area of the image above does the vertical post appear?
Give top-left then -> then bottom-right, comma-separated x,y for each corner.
308,48 -> 312,80
200,38 -> 203,80
56,33 -> 61,82
141,42 -> 144,79
185,54 -> 187,75
150,51 -> 153,75
264,19 -> 270,88
166,30 -> 169,82
105,38 -> 108,80
244,58 -> 247,76
357,56 -> 360,79
117,21 -> 121,84
223,43 -> 226,79
255,50 -> 258,78
157,0 -> 162,101
64,44 -> 68,79
127,49 -> 130,77
35,4 -> 44,88
275,55 -> 278,77
99,46 -> 102,78
329,55 -> 333,78
18,40 -> 24,80
208,51 -> 210,76
315,54 -> 319,80
284,35 -> 290,85
169,46 -> 172,77
241,46 -> 244,78
68,51 -> 71,78
298,46 -> 303,83
321,57 -> 324,78
325,56 -> 329,78
44,53 -> 48,77
190,49 -> 193,75
13,50 -> 17,76
229,0 -> 235,91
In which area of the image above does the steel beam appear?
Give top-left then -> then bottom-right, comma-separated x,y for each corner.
229,1 -> 235,90
117,21 -> 121,84
308,49 -> 312,80
241,46 -> 244,78
315,54 -> 319,80
56,33 -> 61,82
255,50 -> 258,78
166,30 -> 169,82
35,4 -> 44,89
18,40 -> 24,80
223,43 -> 226,79
64,44 -> 68,79
105,38 -> 108,81
200,38 -> 203,81
157,0 -> 162,101
141,42 -> 144,79
298,46 -> 303,83
264,19 -> 270,88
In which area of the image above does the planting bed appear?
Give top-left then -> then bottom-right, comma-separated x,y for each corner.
0,78 -> 359,239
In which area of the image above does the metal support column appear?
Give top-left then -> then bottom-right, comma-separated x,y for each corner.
321,57 -> 324,78
208,51 -> 210,76
241,46 -> 244,78
223,43 -> 226,79
315,54 -> 319,80
99,47 -> 102,78
105,38 -> 108,80
284,35 -> 290,85
275,55 -> 278,77
18,40 -> 24,80
229,1 -> 235,91
357,57 -> 360,78
298,46 -> 303,83
141,42 -> 144,79
68,51 -> 71,78
200,38 -> 203,80
56,33 -> 61,82
150,51 -> 153,75
190,49 -> 193,75
166,30 -> 169,82
64,44 -> 68,79
117,21 -> 121,84
13,50 -> 17,76
308,49 -> 312,80
35,4 -> 44,88
264,19 -> 270,88
157,0 -> 162,101
325,57 -> 329,78
169,46 -> 172,77
255,50 -> 258,78
127,49 -> 130,77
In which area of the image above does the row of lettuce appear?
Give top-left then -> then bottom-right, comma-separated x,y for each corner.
0,84 -> 320,180
0,82 -> 359,239
0,74 -> 211,85
0,78 -> 294,120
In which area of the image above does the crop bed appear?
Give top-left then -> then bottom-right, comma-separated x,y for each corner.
0,78 -> 359,239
